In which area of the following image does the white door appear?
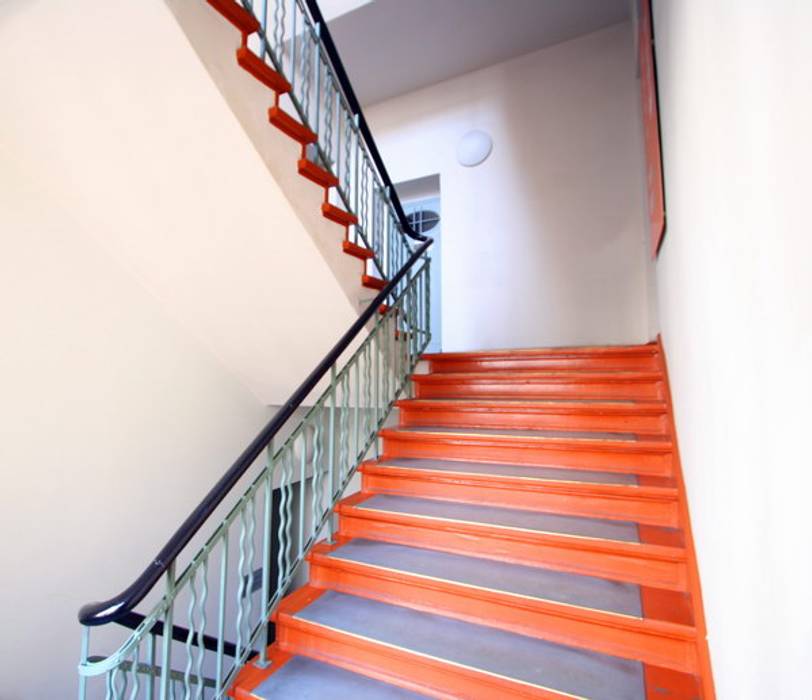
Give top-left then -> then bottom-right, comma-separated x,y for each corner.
403,197 -> 441,353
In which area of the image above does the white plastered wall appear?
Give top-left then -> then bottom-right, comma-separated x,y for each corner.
366,22 -> 653,352
652,1 -> 812,697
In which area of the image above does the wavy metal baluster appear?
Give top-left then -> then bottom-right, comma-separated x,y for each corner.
310,407 -> 324,543
283,450 -> 294,584
235,494 -> 256,663
364,342 -> 373,443
182,568 -> 197,698
298,430 -> 306,559
353,352 -> 361,465
300,17 -> 312,120
353,120 -> 360,244
339,370 -> 349,484
323,76 -> 335,167
127,643 -> 140,700
343,109 -> 352,198
214,533 -> 229,694
289,0 -> 298,88
273,0 -> 286,63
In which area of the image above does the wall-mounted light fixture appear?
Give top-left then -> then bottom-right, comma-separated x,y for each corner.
456,130 -> 493,167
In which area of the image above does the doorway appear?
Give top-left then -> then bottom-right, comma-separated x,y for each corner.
399,180 -> 441,353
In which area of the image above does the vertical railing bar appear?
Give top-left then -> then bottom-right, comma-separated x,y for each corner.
298,432 -> 306,559
146,632 -> 156,700
78,626 -> 90,700
289,0 -> 298,93
327,367 -> 337,542
257,439 -> 274,668
215,533 -> 228,693
159,562 -> 176,700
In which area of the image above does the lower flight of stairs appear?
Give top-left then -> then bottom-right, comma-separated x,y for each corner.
231,341 -> 714,699
206,0 -> 385,292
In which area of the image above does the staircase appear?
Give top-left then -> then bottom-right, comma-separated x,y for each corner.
230,341 -> 713,699
76,1 -> 714,697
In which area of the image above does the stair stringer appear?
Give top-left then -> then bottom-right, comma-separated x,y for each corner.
165,0 -> 370,313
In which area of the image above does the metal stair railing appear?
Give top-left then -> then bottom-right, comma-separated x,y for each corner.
77,0 -> 433,696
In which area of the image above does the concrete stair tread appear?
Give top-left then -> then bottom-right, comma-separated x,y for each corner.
250,654 -> 428,699
371,457 -> 643,486
353,494 -> 682,545
293,590 -> 647,700
327,538 -> 644,618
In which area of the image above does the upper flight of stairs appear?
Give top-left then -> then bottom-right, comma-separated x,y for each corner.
230,341 -> 714,699
206,0 -> 385,291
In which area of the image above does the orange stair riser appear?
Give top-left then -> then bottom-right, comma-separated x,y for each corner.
360,471 -> 680,527
298,159 -> 338,187
268,108 -> 318,144
323,203 -> 358,226
429,356 -> 660,373
276,616 -> 571,700
236,47 -> 291,93
308,557 -> 699,674
338,511 -> 689,591
399,406 -> 668,435
206,0 -> 260,34
413,380 -> 664,401
380,436 -> 673,476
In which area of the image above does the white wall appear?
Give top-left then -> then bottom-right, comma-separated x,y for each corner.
367,23 -> 653,352
652,2 -> 812,698
0,157 -> 272,696
0,0 -> 361,695
0,0 -> 360,407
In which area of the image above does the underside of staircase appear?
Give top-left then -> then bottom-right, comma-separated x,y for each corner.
230,340 -> 714,699
206,0 -> 385,293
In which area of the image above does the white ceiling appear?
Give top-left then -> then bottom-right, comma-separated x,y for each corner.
327,0 -> 631,105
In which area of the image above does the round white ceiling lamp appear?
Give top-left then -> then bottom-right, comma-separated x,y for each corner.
456,130 -> 493,167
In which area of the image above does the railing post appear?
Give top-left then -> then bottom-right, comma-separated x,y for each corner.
159,562 -> 176,700
257,439 -> 275,668
326,365 -> 337,543
146,632 -> 156,700
77,626 -> 90,700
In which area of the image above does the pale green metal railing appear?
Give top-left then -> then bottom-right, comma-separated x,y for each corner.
78,258 -> 430,698
77,0 -> 432,696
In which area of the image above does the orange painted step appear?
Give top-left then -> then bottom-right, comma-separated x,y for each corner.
206,0 -> 260,34
412,370 -> 665,401
307,538 -> 700,674
268,106 -> 318,144
298,158 -> 339,188
397,397 -> 669,435
322,202 -> 358,227
425,344 -> 660,373
342,239 -> 374,261
337,493 -> 689,591
359,458 -> 680,527
237,47 -> 291,93
273,585 -> 702,700
379,426 -> 674,476
362,274 -> 386,291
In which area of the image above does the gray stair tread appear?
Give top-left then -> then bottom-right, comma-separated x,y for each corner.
295,591 -> 645,700
358,494 -> 641,543
398,425 -> 639,441
329,538 -> 643,617
251,655 -> 429,699
377,457 -> 639,485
